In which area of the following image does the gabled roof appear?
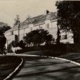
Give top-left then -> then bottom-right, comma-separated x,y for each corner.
20,14 -> 46,27
5,12 -> 57,33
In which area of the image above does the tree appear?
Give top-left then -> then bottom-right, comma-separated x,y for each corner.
2,25 -> 11,32
0,22 -> 11,33
56,27 -> 61,44
24,29 -> 54,46
56,1 -> 80,44
45,34 -> 53,45
17,40 -> 26,48
0,33 -> 6,54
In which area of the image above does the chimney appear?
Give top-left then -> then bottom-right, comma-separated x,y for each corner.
46,10 -> 49,15
27,15 -> 31,20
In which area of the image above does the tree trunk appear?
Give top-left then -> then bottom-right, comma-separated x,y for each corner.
56,26 -> 61,44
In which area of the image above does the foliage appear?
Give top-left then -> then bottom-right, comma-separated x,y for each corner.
0,22 -> 11,33
17,40 -> 26,48
24,29 -> 54,46
56,1 -> 80,44
0,34 -> 6,54
11,40 -> 17,47
56,27 -> 61,44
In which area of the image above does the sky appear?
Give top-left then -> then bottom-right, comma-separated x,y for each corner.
0,0 -> 57,27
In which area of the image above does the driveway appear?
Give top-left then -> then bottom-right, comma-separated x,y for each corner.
13,56 -> 80,80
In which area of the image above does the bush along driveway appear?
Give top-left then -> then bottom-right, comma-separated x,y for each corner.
0,56 -> 23,80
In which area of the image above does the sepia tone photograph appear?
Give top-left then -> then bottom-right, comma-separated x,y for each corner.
0,0 -> 80,80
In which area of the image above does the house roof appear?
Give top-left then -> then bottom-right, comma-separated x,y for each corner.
5,12 -> 57,33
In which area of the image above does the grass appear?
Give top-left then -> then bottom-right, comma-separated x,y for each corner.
0,56 -> 22,80
22,50 -> 66,57
22,50 -> 80,64
59,52 -> 80,63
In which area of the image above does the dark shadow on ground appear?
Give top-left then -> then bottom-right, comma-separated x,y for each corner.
15,66 -> 80,77
14,57 -> 80,80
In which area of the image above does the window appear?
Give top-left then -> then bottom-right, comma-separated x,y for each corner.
64,34 -> 67,39
62,34 -> 67,39
46,24 -> 49,28
11,31 -> 13,35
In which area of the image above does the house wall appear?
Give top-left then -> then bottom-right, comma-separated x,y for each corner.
5,32 -> 11,36
60,30 -> 74,44
5,35 -> 15,49
33,25 -> 39,30
48,21 -> 57,41
5,19 -> 74,48
29,24 -> 34,31
42,20 -> 57,42
24,27 -> 30,33
39,24 -> 45,29
13,30 -> 18,35
19,29 -> 24,40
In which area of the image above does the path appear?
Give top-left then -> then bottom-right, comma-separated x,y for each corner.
13,56 -> 80,80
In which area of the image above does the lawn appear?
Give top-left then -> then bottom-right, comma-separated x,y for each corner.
59,52 -> 80,63
0,56 -> 22,80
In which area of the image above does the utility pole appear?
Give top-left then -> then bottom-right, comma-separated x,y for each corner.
17,15 -> 20,42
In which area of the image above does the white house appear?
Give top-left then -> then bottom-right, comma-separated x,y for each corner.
5,11 -> 74,48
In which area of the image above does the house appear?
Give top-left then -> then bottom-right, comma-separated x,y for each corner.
5,11 -> 74,48
60,30 -> 74,44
